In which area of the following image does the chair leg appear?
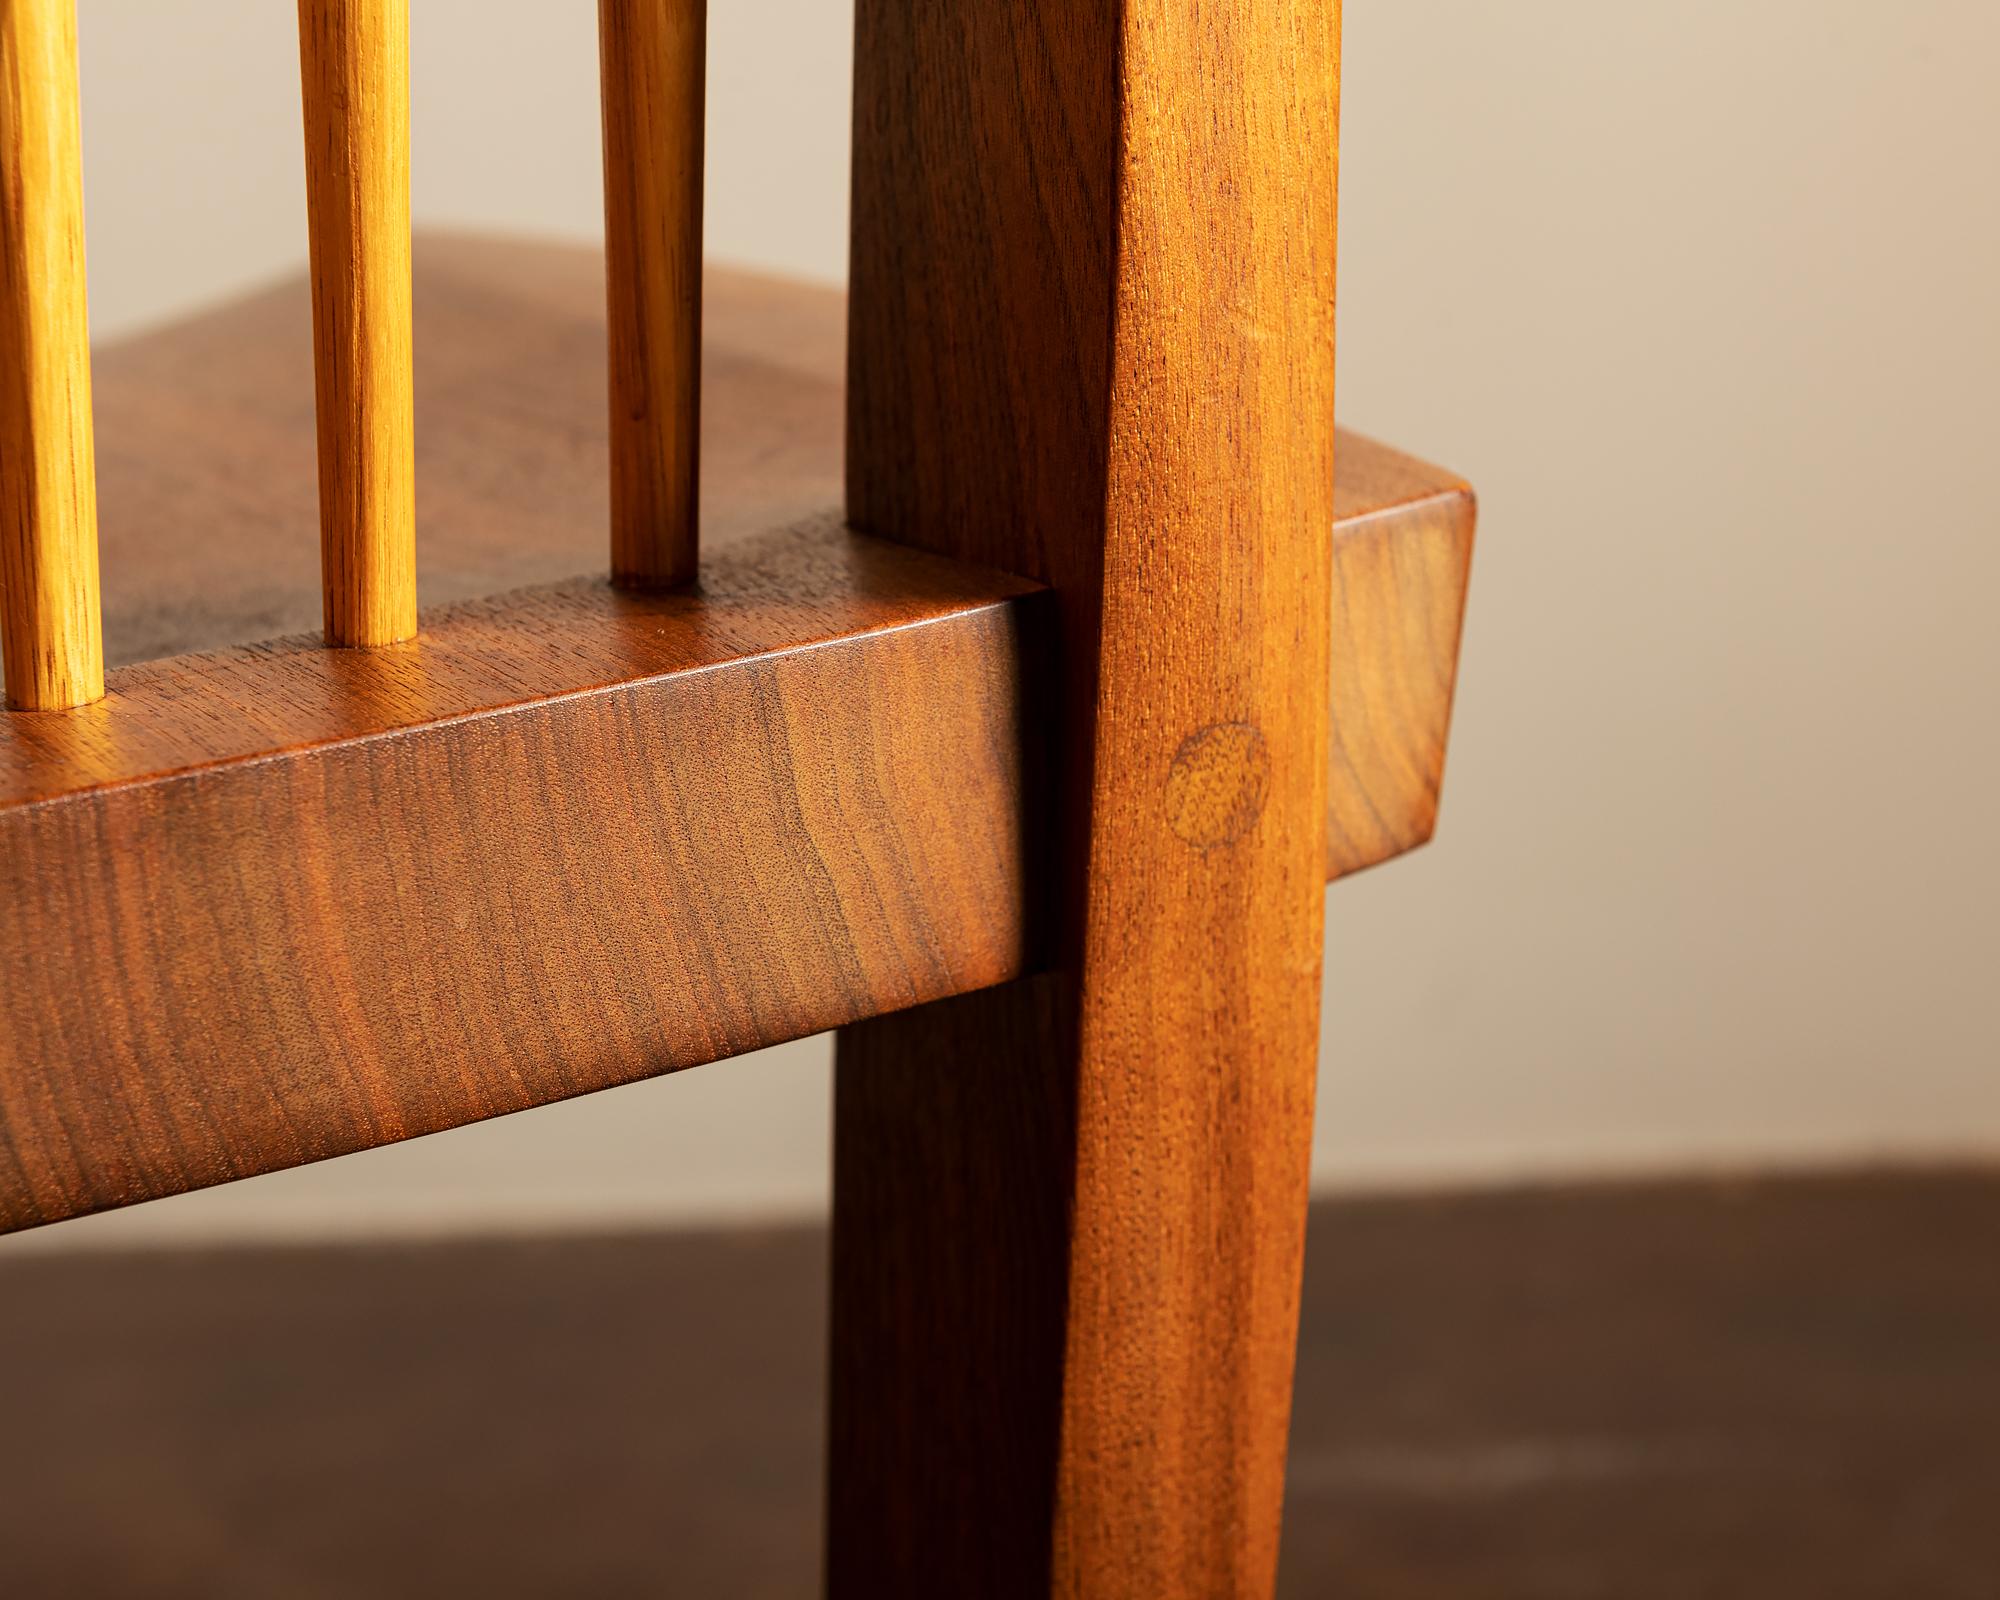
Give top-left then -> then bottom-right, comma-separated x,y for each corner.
832,2 -> 1340,1590
828,968 -> 1318,1599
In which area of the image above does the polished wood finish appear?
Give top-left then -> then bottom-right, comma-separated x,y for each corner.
833,4 -> 1342,1595
598,0 -> 705,589
0,525 -> 1040,1233
83,234 -> 1469,864
85,237 -> 852,667
0,239 -> 1470,1248
296,0 -> 417,645
0,0 -> 102,710
1327,435 -> 1475,879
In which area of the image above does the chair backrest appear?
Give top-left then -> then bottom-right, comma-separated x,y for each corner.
0,0 -> 706,710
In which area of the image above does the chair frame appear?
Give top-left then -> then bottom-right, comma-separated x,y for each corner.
0,3 -> 1475,1595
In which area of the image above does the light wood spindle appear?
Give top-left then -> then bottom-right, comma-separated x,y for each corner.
598,0 -> 705,589
0,0 -> 103,710
296,0 -> 416,646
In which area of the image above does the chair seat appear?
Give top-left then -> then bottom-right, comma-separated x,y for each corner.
0,233 -> 1474,1238
93,232 -> 850,666
93,231 -> 1462,666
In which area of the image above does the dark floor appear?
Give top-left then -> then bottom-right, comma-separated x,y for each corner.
2,1171 -> 1996,1598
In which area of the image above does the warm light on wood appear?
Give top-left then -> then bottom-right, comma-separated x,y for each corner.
598,0 -> 705,589
834,3 -> 1344,1592
297,0 -> 416,646
0,0 -> 103,710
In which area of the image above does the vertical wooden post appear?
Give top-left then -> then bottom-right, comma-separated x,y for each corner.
597,0 -> 704,590
0,0 -> 103,710
297,0 -> 416,647
830,3 -> 1341,1596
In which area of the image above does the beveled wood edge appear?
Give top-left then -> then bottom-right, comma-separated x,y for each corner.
0,515 -> 1039,813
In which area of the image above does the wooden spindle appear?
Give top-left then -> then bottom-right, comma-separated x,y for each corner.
297,0 -> 416,646
598,0 -> 705,589
0,0 -> 103,711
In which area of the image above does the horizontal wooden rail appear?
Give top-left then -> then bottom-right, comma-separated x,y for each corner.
0,0 -> 103,711
297,0 -> 417,646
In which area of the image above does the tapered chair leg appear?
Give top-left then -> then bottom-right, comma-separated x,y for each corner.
828,3 -> 1343,1594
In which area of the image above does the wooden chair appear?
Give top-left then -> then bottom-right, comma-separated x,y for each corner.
0,1 -> 1473,1594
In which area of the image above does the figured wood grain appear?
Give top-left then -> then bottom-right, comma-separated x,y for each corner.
297,0 -> 416,646
0,237 -> 1469,1239
85,237 -> 853,667
0,0 -> 102,710
834,5 -> 1342,1597
1327,437 -> 1475,879
0,523 -> 1043,1233
598,0 -> 705,589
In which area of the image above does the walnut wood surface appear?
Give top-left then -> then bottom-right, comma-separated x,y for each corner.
0,524 -> 1041,1232
1327,435 -> 1475,879
0,0 -> 103,710
84,233 -> 1469,868
8,1176 -> 1992,1600
834,5 -> 1343,1596
0,234 -> 1468,1241
598,0 -> 705,588
296,0 -> 417,646
84,236 -> 849,667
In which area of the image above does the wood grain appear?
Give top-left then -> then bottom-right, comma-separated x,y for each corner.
85,237 -> 852,667
598,0 -> 705,589
1327,436 -> 1475,879
834,4 -> 1342,1596
0,523 -> 1043,1234
0,235 -> 1470,1241
0,0 -> 102,710
297,0 -> 416,646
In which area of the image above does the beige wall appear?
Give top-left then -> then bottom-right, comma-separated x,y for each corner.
21,0 -> 1998,1247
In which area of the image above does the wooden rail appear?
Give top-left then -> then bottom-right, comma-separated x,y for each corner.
598,0 -> 706,589
297,0 -> 417,646
0,0 -> 102,711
